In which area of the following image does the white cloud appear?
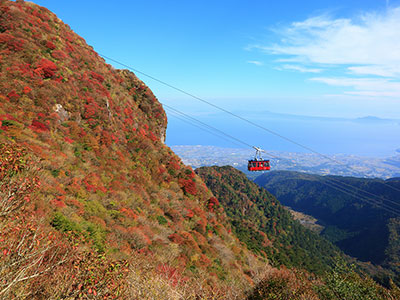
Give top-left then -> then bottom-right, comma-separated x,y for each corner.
265,9 -> 400,74
247,60 -> 264,66
280,64 -> 322,73
310,77 -> 400,97
253,6 -> 400,98
347,65 -> 400,77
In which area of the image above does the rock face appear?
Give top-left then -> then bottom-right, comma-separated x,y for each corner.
0,1 -> 268,298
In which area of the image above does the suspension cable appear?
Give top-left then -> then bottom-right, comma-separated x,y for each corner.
165,103 -> 400,215
98,53 -> 400,211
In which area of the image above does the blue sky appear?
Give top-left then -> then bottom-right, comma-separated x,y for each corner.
25,0 -> 400,158
28,0 -> 400,119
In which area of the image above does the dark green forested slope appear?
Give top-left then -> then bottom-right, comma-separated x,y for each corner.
255,171 -> 400,282
196,166 -> 340,275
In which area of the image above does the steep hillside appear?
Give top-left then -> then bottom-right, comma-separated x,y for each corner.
0,1 -> 268,298
255,171 -> 400,282
2,1 -> 400,299
196,166 -> 340,275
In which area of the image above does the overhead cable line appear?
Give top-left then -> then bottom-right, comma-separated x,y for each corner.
320,180 -> 400,217
164,104 -> 252,149
165,109 -> 246,149
98,53 -> 400,209
165,103 -> 400,215
100,53 -> 400,192
164,104 -> 280,160
322,178 -> 400,216
323,175 -> 400,209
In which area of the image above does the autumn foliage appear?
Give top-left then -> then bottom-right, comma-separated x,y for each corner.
0,1 -> 268,298
2,1 -> 398,299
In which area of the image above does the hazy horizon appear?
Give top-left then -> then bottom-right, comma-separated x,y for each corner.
28,0 -> 400,157
166,110 -> 400,158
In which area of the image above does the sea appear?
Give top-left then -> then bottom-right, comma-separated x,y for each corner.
165,111 -> 400,158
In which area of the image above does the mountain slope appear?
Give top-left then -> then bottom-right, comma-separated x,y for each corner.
196,166 -> 340,275
2,1 -> 400,299
255,171 -> 400,282
0,1 -> 268,298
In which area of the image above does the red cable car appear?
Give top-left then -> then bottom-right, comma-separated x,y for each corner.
248,147 -> 270,171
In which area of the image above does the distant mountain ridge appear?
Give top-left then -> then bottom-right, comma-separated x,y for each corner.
203,110 -> 400,124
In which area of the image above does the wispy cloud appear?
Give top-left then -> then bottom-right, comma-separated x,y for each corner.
247,60 -> 264,66
280,64 -> 322,73
310,77 -> 400,97
266,9 -> 400,74
253,6 -> 400,98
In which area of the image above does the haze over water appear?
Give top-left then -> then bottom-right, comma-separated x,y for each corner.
166,112 -> 400,158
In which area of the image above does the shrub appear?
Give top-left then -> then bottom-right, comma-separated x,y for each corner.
46,40 -> 56,50
35,58 -> 58,78
314,260 -> 394,300
50,212 -> 81,234
157,215 -> 168,225
248,268 -> 318,300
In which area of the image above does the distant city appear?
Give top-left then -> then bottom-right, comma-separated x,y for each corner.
172,145 -> 400,179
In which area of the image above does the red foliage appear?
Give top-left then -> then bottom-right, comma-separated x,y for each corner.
148,131 -> 158,142
17,63 -> 35,79
30,119 -> 49,132
191,230 -> 208,247
90,71 -> 104,83
178,178 -> 197,196
193,208 -> 207,234
45,40 -> 56,50
64,42 -> 74,54
168,233 -> 184,244
185,209 -> 194,219
120,207 -> 138,220
54,75 -> 64,82
207,197 -> 220,212
51,50 -> 67,60
168,157 -> 181,172
23,86 -> 32,94
199,254 -> 211,267
35,58 -> 58,78
124,107 -> 133,116
83,97 -> 101,120
158,165 -> 167,175
82,174 -> 107,193
7,90 -> 20,101
51,196 -> 66,208
100,130 -> 115,146
64,137 -> 74,144
0,33 -> 25,51
138,128 -> 146,137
